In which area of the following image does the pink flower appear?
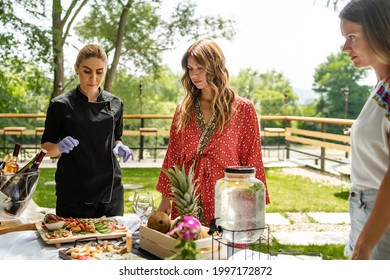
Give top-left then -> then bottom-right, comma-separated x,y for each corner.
169,216 -> 201,241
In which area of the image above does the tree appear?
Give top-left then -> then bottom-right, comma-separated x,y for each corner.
0,58 -> 51,131
1,0 -> 89,100
316,0 -> 342,10
0,0 -> 54,114
230,68 -> 298,116
230,68 -> 299,131
0,0 -> 51,65
312,51 -> 371,121
51,0 -> 89,98
1,0 -> 235,100
74,0 -> 236,92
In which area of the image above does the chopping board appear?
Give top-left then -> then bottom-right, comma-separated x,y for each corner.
35,222 -> 128,248
0,220 -> 36,235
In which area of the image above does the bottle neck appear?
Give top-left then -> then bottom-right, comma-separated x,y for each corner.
12,144 -> 21,157
34,151 -> 46,165
29,150 -> 47,171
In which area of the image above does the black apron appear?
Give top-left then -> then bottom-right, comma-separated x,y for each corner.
55,90 -> 122,203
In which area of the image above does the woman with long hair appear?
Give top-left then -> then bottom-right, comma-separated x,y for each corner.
340,0 -> 390,259
155,39 -> 269,226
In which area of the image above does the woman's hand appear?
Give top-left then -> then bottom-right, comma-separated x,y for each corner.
351,242 -> 372,260
113,143 -> 134,162
157,195 -> 172,216
58,136 -> 79,154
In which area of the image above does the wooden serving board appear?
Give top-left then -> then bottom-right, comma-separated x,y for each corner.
0,220 -> 36,235
35,222 -> 128,248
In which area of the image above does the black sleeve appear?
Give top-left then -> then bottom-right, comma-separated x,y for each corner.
41,101 -> 62,144
114,99 -> 124,142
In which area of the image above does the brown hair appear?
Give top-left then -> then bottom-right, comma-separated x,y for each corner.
339,0 -> 390,64
177,38 -> 236,133
75,43 -> 108,68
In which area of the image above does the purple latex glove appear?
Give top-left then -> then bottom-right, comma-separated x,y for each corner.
113,143 -> 134,162
58,136 -> 79,154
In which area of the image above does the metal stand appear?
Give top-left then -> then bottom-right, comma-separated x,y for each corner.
208,219 -> 270,260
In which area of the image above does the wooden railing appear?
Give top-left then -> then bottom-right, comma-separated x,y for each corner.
0,114 -> 355,170
259,116 -> 354,171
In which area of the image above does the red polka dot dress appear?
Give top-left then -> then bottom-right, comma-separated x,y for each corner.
156,96 -> 269,226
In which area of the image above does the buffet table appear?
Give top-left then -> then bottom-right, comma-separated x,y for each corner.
0,204 -> 321,260
0,211 -> 141,260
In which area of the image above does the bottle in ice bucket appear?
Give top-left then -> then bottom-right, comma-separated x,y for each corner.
3,143 -> 21,174
214,166 -> 266,244
0,149 -> 46,217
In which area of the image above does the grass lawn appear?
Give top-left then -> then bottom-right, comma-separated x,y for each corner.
33,167 -> 349,213
32,167 -> 350,260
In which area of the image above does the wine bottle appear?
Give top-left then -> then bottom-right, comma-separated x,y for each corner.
0,154 -> 10,174
18,149 -> 47,174
0,161 -> 5,175
3,143 -> 21,174
19,149 -> 47,199
0,149 -> 47,216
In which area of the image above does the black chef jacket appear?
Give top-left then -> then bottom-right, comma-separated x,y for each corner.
41,86 -> 124,203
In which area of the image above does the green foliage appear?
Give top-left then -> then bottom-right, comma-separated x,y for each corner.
0,60 -> 51,116
230,68 -> 298,119
168,237 -> 199,260
312,51 -> 371,121
0,0 -> 51,65
110,67 -> 180,149
75,0 -> 236,80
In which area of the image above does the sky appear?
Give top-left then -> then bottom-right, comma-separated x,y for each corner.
162,0 -> 376,91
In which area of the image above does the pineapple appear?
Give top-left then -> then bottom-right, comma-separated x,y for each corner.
163,163 -> 200,221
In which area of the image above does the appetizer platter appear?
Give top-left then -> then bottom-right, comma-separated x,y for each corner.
36,214 -> 129,248
59,239 -> 145,260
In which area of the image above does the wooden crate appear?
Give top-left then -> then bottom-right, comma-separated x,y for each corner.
139,225 -> 227,260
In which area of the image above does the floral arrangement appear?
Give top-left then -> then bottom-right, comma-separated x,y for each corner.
166,216 -> 202,260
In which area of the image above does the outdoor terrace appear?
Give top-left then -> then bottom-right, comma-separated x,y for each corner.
0,113 -> 353,175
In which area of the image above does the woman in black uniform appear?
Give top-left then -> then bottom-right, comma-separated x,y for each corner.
41,44 -> 134,218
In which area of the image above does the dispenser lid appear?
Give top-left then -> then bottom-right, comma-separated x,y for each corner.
224,166 -> 255,173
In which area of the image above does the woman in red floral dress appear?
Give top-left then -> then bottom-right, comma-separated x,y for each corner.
156,38 -> 269,226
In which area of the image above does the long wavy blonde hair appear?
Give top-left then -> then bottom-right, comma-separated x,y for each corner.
177,39 -> 236,134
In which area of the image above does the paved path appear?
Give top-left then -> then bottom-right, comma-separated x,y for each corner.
266,212 -> 350,246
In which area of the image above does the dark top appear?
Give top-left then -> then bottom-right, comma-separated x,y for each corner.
41,86 -> 124,203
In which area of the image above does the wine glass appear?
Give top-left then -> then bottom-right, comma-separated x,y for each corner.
133,190 -> 154,224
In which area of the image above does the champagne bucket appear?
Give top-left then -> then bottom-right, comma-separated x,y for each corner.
0,171 -> 40,220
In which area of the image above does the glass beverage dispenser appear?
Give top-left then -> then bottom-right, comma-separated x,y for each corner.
215,166 -> 266,244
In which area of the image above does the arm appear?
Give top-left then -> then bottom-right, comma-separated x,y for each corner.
41,142 -> 61,158
156,195 -> 172,215
351,133 -> 390,259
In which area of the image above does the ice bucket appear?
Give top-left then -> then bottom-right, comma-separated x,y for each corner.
0,171 -> 40,220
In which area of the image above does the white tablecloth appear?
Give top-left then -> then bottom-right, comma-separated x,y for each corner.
0,214 -> 140,260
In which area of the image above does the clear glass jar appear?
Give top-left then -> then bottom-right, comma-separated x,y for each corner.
215,166 -> 266,244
